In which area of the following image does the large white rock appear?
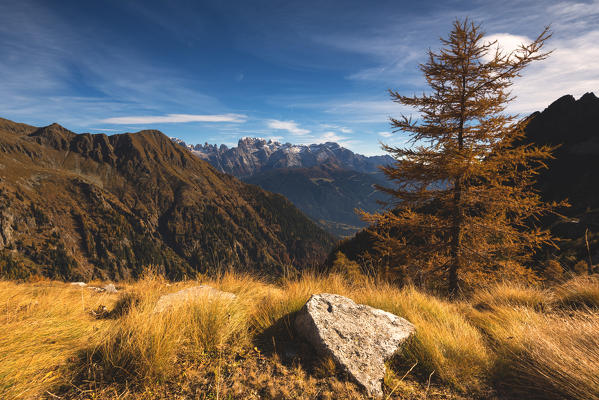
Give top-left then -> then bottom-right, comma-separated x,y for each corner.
154,285 -> 237,313
295,293 -> 415,398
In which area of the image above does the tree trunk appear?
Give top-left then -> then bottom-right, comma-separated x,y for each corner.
586,228 -> 593,275
449,180 -> 462,296
448,73 -> 467,296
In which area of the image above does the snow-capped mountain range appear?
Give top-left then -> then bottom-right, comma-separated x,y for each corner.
171,137 -> 393,177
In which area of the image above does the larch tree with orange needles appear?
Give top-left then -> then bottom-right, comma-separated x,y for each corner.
361,19 -> 562,295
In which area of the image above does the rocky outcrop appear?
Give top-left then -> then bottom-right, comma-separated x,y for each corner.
0,210 -> 14,249
295,293 -> 415,398
176,137 -> 393,177
154,285 -> 237,313
85,283 -> 118,293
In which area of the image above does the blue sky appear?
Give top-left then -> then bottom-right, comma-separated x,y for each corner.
1,0 -> 598,155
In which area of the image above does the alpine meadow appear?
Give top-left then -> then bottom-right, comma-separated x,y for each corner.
1,2 -> 598,399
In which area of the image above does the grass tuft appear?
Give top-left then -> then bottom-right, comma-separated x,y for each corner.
554,274 -> 599,309
471,282 -> 552,311
469,305 -> 599,400
1,272 -> 599,399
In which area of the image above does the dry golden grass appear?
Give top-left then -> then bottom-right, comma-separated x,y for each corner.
1,272 -> 598,399
471,282 -> 553,311
469,305 -> 599,400
353,284 -> 491,393
554,274 -> 599,309
0,280 -> 118,399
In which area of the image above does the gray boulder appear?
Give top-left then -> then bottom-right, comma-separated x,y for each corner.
85,283 -> 117,293
154,285 -> 237,313
295,293 -> 415,398
103,283 -> 117,293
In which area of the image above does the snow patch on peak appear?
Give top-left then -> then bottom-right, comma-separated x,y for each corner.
170,136 -> 394,176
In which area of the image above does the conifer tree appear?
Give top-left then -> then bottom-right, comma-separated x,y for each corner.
362,19 -> 560,294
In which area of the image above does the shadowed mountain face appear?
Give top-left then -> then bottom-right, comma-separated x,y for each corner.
244,164 -> 390,237
0,118 -> 335,281
175,138 -> 393,236
522,92 -> 599,266
524,92 -> 599,215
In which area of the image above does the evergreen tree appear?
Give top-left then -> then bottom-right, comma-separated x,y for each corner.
362,19 -> 561,294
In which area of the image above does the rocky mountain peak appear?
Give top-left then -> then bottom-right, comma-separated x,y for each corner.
580,91 -> 598,103
173,137 -> 393,177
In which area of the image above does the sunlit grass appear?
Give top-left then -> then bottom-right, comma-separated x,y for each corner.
1,272 -> 598,399
469,305 -> 599,400
554,274 -> 599,309
0,281 -> 117,399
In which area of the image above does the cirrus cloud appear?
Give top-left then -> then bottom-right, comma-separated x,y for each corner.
267,119 -> 310,135
101,113 -> 247,124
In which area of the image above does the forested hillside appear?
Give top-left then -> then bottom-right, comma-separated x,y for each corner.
0,118 -> 335,280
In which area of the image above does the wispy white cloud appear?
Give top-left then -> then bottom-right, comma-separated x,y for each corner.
267,119 -> 310,135
101,113 -> 246,124
320,123 -> 353,133
509,30 -> 599,114
0,0 -> 231,129
548,0 -> 599,25
87,127 -> 123,132
312,0 -> 599,119
318,131 -> 347,143
378,131 -> 393,138
482,33 -> 532,62
323,99 -> 414,123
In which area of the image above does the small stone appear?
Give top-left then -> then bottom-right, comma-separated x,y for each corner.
90,304 -> 109,318
295,293 -> 415,398
103,283 -> 117,293
70,282 -> 87,287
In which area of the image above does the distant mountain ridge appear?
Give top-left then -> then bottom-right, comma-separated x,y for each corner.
172,137 -> 393,236
174,137 -> 394,177
0,118 -> 334,281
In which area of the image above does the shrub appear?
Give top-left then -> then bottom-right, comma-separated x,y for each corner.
573,260 -> 589,275
543,259 -> 564,283
331,251 -> 365,283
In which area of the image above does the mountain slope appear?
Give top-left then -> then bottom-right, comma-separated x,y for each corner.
0,119 -> 335,280
174,137 -> 393,236
522,92 -> 599,267
243,164 -> 389,237
524,92 -> 599,214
